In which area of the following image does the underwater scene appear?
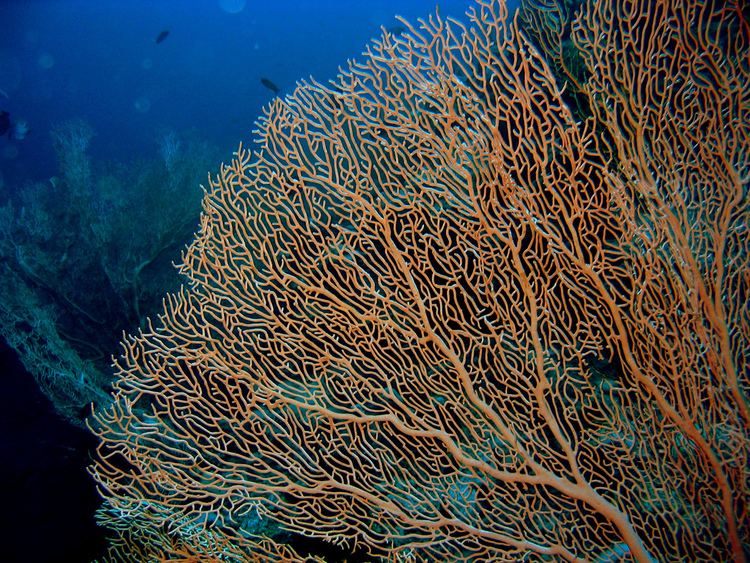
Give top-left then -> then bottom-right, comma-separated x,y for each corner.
0,0 -> 747,561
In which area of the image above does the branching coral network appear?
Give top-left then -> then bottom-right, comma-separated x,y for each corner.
90,0 -> 749,560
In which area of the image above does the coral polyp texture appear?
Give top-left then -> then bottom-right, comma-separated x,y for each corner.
90,0 -> 749,560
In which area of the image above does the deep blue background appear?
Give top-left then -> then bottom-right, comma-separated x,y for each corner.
0,0 -> 511,186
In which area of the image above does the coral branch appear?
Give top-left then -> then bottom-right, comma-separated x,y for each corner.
90,0 -> 749,560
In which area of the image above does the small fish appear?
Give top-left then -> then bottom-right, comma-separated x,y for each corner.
0,111 -> 9,137
260,77 -> 280,94
155,29 -> 170,44
0,111 -> 26,139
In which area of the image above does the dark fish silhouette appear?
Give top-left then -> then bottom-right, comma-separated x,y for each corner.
0,110 -> 29,139
0,111 -> 9,137
260,77 -> 280,94
155,30 -> 170,44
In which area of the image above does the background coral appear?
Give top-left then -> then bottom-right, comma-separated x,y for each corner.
0,121 -> 218,424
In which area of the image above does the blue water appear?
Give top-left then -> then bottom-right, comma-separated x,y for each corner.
0,0 -> 516,188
